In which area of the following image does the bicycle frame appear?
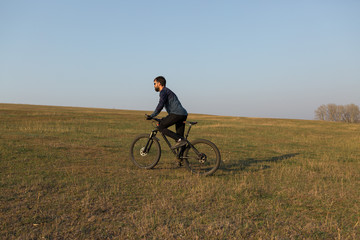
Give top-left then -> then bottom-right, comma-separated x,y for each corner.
130,116 -> 221,175
143,121 -> 201,160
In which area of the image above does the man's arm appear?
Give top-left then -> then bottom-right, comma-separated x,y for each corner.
150,90 -> 167,117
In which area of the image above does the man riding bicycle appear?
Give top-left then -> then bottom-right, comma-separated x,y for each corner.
147,76 -> 188,149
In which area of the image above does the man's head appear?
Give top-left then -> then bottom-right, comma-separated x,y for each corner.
154,76 -> 166,92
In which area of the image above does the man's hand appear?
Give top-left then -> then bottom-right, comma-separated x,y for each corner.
145,114 -> 152,120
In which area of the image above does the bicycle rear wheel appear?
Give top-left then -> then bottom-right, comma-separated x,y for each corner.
129,134 -> 161,169
183,139 -> 221,176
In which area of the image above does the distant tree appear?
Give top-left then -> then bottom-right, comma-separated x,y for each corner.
315,103 -> 360,123
327,104 -> 338,121
345,104 -> 360,123
315,105 -> 327,120
338,105 -> 347,122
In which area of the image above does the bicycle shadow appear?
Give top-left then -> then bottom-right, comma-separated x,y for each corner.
221,153 -> 300,173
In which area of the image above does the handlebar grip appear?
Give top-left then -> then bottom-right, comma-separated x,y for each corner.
144,114 -> 161,122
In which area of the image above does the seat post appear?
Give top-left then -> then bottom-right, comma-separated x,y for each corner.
185,123 -> 192,139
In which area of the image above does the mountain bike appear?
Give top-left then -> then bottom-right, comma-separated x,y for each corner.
129,115 -> 221,176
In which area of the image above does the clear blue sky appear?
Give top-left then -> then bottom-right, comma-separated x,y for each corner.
1,0 -> 359,119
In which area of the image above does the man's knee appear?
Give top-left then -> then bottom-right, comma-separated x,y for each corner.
157,123 -> 167,131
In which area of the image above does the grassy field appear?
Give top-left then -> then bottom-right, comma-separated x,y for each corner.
1,103 -> 359,239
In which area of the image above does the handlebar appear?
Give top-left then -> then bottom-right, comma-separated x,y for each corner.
145,114 -> 161,122
145,114 -> 197,126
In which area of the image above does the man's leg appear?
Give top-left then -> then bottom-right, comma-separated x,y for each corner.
157,114 -> 184,140
175,115 -> 187,137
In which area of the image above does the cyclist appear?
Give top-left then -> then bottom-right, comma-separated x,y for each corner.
147,76 -> 188,149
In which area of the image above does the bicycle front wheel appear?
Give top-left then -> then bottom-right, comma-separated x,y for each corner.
183,139 -> 221,176
129,134 -> 161,169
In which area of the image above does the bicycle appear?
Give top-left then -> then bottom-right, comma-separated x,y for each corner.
129,115 -> 221,176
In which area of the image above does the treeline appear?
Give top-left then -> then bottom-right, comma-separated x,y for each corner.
315,104 -> 360,123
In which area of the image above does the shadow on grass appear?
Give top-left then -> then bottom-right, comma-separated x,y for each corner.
222,153 -> 300,173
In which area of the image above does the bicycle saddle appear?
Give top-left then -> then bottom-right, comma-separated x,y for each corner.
184,121 -> 198,125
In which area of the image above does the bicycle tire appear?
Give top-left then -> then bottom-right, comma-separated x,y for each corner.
183,139 -> 221,176
129,133 -> 161,169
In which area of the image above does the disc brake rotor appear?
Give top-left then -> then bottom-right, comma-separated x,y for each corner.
140,147 -> 148,157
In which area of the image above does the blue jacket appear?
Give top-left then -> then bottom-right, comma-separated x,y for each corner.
150,87 -> 188,117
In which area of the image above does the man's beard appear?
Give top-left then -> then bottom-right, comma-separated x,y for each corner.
155,87 -> 160,92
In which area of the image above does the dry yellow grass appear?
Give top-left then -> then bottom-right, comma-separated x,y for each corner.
0,103 -> 359,239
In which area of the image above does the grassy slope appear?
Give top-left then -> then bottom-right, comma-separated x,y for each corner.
0,103 -> 359,239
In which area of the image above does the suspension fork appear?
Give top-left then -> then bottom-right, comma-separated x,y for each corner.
144,130 -> 157,153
